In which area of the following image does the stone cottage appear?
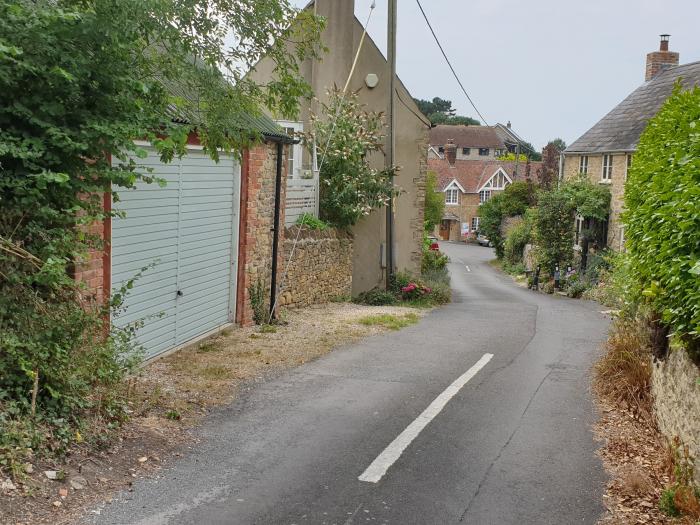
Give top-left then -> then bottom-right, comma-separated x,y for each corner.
430,140 -> 541,241
563,35 -> 700,250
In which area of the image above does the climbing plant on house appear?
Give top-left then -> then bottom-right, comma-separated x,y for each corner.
623,84 -> 700,357
0,0 -> 322,470
301,89 -> 400,229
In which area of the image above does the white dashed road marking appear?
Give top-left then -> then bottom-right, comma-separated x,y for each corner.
358,353 -> 494,483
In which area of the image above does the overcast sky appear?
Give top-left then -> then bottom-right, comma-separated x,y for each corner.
292,0 -> 700,150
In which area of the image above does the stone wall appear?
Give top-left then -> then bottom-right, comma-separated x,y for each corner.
278,226 -> 353,308
651,349 -> 700,483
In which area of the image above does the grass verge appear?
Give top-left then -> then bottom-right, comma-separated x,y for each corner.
357,313 -> 419,330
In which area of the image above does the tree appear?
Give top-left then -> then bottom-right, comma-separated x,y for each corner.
413,96 -> 480,126
537,143 -> 560,190
479,181 -> 534,258
623,84 -> 700,356
549,138 -> 567,152
0,0 -> 322,459
301,89 -> 399,228
424,171 -> 445,231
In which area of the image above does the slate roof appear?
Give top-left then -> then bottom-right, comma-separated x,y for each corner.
429,158 -> 542,193
566,61 -> 700,154
429,125 -> 505,149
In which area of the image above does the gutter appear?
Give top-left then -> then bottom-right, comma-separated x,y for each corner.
265,132 -> 298,322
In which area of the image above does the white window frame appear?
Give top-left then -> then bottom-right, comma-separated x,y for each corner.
477,168 -> 512,194
479,190 -> 492,204
625,154 -> 632,181
602,154 -> 613,182
471,216 -> 480,232
276,120 -> 303,179
579,155 -> 588,174
445,188 -> 459,205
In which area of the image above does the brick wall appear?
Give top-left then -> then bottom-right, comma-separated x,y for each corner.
563,152 -> 629,249
278,226 -> 353,308
236,142 -> 288,326
73,193 -> 109,306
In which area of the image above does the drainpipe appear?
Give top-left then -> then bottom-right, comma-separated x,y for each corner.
269,141 -> 284,321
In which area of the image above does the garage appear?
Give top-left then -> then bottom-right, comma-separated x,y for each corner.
111,146 -> 241,359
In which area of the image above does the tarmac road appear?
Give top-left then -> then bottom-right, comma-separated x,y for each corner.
89,242 -> 609,525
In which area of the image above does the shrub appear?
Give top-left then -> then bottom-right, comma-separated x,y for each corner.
503,216 -> 532,265
295,213 -> 329,230
479,182 -> 534,259
354,288 -> 397,306
594,318 -> 653,420
421,248 -> 449,273
301,89 -> 400,228
622,84 -> 700,356
248,278 -> 267,325
533,190 -> 574,273
566,280 -> 589,299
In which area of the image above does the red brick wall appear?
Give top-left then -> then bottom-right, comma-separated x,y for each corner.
235,142 -> 287,326
73,193 -> 109,306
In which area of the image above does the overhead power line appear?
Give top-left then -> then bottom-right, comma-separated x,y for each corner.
414,0 -> 489,126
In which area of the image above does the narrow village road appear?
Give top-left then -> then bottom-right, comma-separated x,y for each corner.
89,243 -> 609,525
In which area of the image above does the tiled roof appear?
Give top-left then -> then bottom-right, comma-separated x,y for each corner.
429,158 -> 542,193
566,61 -> 700,154
429,125 -> 505,149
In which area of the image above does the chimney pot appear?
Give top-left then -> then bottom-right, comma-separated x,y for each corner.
507,121 -> 511,129
645,34 -> 679,81
444,139 -> 457,166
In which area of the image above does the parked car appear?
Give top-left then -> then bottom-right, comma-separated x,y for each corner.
477,234 -> 492,247
427,235 -> 440,251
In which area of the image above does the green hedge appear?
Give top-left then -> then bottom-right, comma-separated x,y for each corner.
623,84 -> 700,354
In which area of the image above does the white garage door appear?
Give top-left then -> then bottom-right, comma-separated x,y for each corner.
111,147 -> 240,359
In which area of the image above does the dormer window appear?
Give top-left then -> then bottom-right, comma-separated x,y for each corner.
445,188 -> 459,205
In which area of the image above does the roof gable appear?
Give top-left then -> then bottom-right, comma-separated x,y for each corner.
477,167 -> 512,192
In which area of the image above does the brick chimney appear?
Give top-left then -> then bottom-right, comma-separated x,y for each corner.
444,139 -> 457,166
646,34 -> 679,81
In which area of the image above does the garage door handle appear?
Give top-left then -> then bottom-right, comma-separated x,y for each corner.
176,290 -> 183,297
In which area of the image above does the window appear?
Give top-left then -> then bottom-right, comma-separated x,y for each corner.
479,190 -> 491,204
445,188 -> 459,205
602,154 -> 613,181
276,120 -> 303,178
471,217 -> 480,232
495,149 -> 504,157
438,146 -> 445,153
284,127 -> 296,177
478,148 -> 490,156
579,155 -> 588,174
462,147 -> 470,155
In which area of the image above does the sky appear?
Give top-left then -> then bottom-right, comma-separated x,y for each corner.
292,0 -> 700,150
